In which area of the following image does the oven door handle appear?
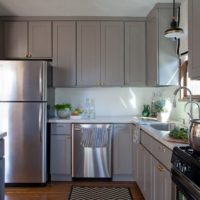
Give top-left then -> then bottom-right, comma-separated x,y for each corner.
171,168 -> 200,200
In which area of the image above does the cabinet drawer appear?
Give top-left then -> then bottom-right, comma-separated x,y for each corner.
151,138 -> 172,170
0,139 -> 4,158
141,130 -> 152,151
51,123 -> 71,135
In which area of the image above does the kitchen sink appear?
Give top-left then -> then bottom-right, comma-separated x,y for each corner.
150,123 -> 175,131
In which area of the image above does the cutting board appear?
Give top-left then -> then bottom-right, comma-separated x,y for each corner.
164,135 -> 188,144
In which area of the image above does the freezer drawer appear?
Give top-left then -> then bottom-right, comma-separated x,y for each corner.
72,124 -> 112,178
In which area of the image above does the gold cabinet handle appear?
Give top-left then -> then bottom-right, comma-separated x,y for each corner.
25,54 -> 29,58
157,164 -> 165,172
139,144 -> 144,151
29,54 -> 32,58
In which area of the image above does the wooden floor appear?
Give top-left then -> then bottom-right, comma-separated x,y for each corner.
5,181 -> 144,200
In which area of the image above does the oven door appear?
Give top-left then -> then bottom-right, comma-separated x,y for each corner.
171,168 -> 200,200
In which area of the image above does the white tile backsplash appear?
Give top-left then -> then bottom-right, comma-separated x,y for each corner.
55,86 -> 198,121
55,87 -> 158,116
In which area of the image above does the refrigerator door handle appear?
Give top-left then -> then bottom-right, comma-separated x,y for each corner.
39,66 -> 43,101
39,104 -> 43,143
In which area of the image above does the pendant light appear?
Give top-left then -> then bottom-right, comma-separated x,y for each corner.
164,0 -> 184,38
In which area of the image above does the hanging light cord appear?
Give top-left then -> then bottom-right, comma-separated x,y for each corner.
173,0 -> 175,18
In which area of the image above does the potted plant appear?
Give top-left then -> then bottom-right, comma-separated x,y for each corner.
54,103 -> 72,118
154,99 -> 169,122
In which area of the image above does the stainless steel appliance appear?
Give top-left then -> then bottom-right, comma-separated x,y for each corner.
189,119 -> 200,152
72,124 -> 112,178
0,60 -> 49,185
171,146 -> 200,200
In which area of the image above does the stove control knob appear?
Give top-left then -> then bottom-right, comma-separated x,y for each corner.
182,164 -> 188,174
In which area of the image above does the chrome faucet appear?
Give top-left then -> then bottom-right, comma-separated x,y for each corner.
173,86 -> 193,119
184,101 -> 200,119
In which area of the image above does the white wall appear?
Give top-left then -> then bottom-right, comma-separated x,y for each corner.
55,86 -> 199,121
55,87 -> 158,116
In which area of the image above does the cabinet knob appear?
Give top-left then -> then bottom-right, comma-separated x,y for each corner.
25,54 -> 29,58
157,164 -> 165,172
101,82 -> 104,86
29,54 -> 32,58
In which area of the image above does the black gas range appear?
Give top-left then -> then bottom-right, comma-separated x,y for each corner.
171,146 -> 200,200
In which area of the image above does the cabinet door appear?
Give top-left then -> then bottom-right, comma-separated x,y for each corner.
137,144 -> 145,194
152,157 -> 172,200
125,22 -> 146,86
188,0 -> 200,79
53,21 -> 76,87
113,124 -> 133,176
101,22 -> 124,86
29,21 -> 52,58
50,135 -> 71,176
143,148 -> 152,200
146,10 -> 158,86
77,21 -> 101,86
4,21 -> 28,58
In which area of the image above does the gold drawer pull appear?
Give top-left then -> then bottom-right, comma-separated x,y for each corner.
157,164 -> 165,172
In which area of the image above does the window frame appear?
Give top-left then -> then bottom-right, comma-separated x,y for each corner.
180,56 -> 200,100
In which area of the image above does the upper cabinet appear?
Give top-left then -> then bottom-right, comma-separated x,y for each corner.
77,21 -> 124,87
3,21 -> 52,59
77,21 -> 101,86
125,21 -> 146,86
146,4 -> 179,86
188,0 -> 200,79
101,22 -> 124,86
53,21 -> 76,87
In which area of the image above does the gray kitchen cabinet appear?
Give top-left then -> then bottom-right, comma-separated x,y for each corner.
77,21 -> 101,86
152,157 -> 172,200
146,4 -> 179,86
113,124 -> 133,181
125,22 -> 146,86
53,21 -> 76,87
77,21 -> 124,86
101,22 -> 124,86
3,21 -> 52,59
188,0 -> 200,79
135,130 -> 174,200
28,21 -> 52,58
0,139 -> 5,200
50,123 -> 71,181
137,144 -> 152,200
4,21 -> 28,58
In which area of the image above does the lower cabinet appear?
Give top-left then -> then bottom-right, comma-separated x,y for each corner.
50,123 -> 71,181
152,157 -> 172,200
135,130 -> 174,200
113,124 -> 134,181
136,144 -> 152,200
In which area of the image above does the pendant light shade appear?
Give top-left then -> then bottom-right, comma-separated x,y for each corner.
164,0 -> 184,38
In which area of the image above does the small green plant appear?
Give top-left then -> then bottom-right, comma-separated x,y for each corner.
54,103 -> 72,111
154,99 -> 166,113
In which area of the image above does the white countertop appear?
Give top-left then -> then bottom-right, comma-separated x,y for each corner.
48,116 -> 137,124
140,124 -> 187,150
48,115 -> 188,150
0,132 -> 7,139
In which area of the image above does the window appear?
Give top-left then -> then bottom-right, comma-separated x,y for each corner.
180,55 -> 200,99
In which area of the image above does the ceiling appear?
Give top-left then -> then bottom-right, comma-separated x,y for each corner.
0,0 -> 182,17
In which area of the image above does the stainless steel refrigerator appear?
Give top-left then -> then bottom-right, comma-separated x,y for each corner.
0,60 -> 49,185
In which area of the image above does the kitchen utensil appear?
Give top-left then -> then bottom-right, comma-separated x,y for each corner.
189,119 -> 200,152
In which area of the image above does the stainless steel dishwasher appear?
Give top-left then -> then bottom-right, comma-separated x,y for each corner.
72,124 -> 113,178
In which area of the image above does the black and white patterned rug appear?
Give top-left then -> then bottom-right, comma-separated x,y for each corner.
68,185 -> 133,200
